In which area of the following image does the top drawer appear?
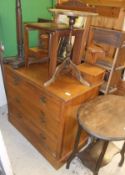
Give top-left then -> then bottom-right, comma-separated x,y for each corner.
4,68 -> 61,122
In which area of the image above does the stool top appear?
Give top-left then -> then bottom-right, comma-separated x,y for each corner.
78,95 -> 125,141
25,22 -> 69,31
49,8 -> 98,17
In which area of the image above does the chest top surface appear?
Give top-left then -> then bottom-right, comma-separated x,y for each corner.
4,63 -> 104,102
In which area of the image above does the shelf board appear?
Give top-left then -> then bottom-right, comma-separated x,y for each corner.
100,82 -> 117,94
28,47 -> 48,59
78,140 -> 120,172
96,60 -> 125,71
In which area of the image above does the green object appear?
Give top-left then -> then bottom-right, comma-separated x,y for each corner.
0,0 -> 52,57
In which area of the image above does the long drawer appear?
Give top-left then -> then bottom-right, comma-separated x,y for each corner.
8,102 -> 58,159
8,96 -> 59,139
5,68 -> 61,122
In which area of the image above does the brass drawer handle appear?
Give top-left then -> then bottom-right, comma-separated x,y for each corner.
13,76 -> 21,85
40,96 -> 47,104
39,111 -> 46,123
40,133 -> 46,141
52,153 -> 57,158
17,112 -> 22,119
15,97 -> 20,104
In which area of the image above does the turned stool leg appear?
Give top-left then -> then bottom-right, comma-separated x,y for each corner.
119,141 -> 125,167
94,141 -> 109,175
66,124 -> 82,169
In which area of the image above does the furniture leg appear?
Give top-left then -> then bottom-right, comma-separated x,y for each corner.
48,31 -> 60,78
66,124 -> 82,169
72,30 -> 84,64
104,48 -> 120,94
94,141 -> 109,175
44,57 -> 90,86
119,141 -> 125,166
24,26 -> 29,67
72,16 -> 91,65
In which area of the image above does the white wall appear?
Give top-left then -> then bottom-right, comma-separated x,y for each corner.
0,66 -> 7,107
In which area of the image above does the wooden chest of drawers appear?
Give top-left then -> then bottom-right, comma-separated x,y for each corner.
4,63 -> 104,169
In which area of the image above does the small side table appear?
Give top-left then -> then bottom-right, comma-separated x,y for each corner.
67,95 -> 125,175
24,22 -> 85,78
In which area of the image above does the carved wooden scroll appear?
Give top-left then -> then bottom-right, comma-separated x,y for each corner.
56,0 -> 120,17
56,0 -> 125,30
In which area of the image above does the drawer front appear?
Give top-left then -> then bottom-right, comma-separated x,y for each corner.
8,94 -> 60,138
8,85 -> 60,140
8,104 -> 58,158
5,69 -> 61,123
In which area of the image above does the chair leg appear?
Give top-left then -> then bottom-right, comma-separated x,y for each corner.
94,141 -> 109,175
119,141 -> 125,167
66,124 -> 82,169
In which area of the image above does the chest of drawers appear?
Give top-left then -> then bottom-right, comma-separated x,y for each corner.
4,63 -> 104,169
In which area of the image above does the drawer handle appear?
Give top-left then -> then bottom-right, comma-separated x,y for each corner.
52,153 -> 57,158
17,112 -> 22,119
15,97 -> 20,104
40,133 -> 46,141
39,111 -> 46,123
40,96 -> 46,104
13,76 -> 21,85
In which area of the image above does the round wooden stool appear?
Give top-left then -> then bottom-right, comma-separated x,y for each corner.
66,95 -> 125,175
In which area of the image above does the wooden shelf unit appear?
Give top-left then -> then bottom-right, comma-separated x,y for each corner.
85,27 -> 125,94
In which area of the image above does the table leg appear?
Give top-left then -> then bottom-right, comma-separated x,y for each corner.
119,141 -> 125,166
94,141 -> 109,175
24,26 -> 29,67
72,16 -> 92,65
48,31 -> 59,78
66,124 -> 82,169
72,30 -> 84,64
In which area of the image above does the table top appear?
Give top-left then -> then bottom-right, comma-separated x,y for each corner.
24,22 -> 86,32
78,95 -> 125,141
25,22 -> 69,31
49,8 -> 98,17
4,63 -> 104,102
